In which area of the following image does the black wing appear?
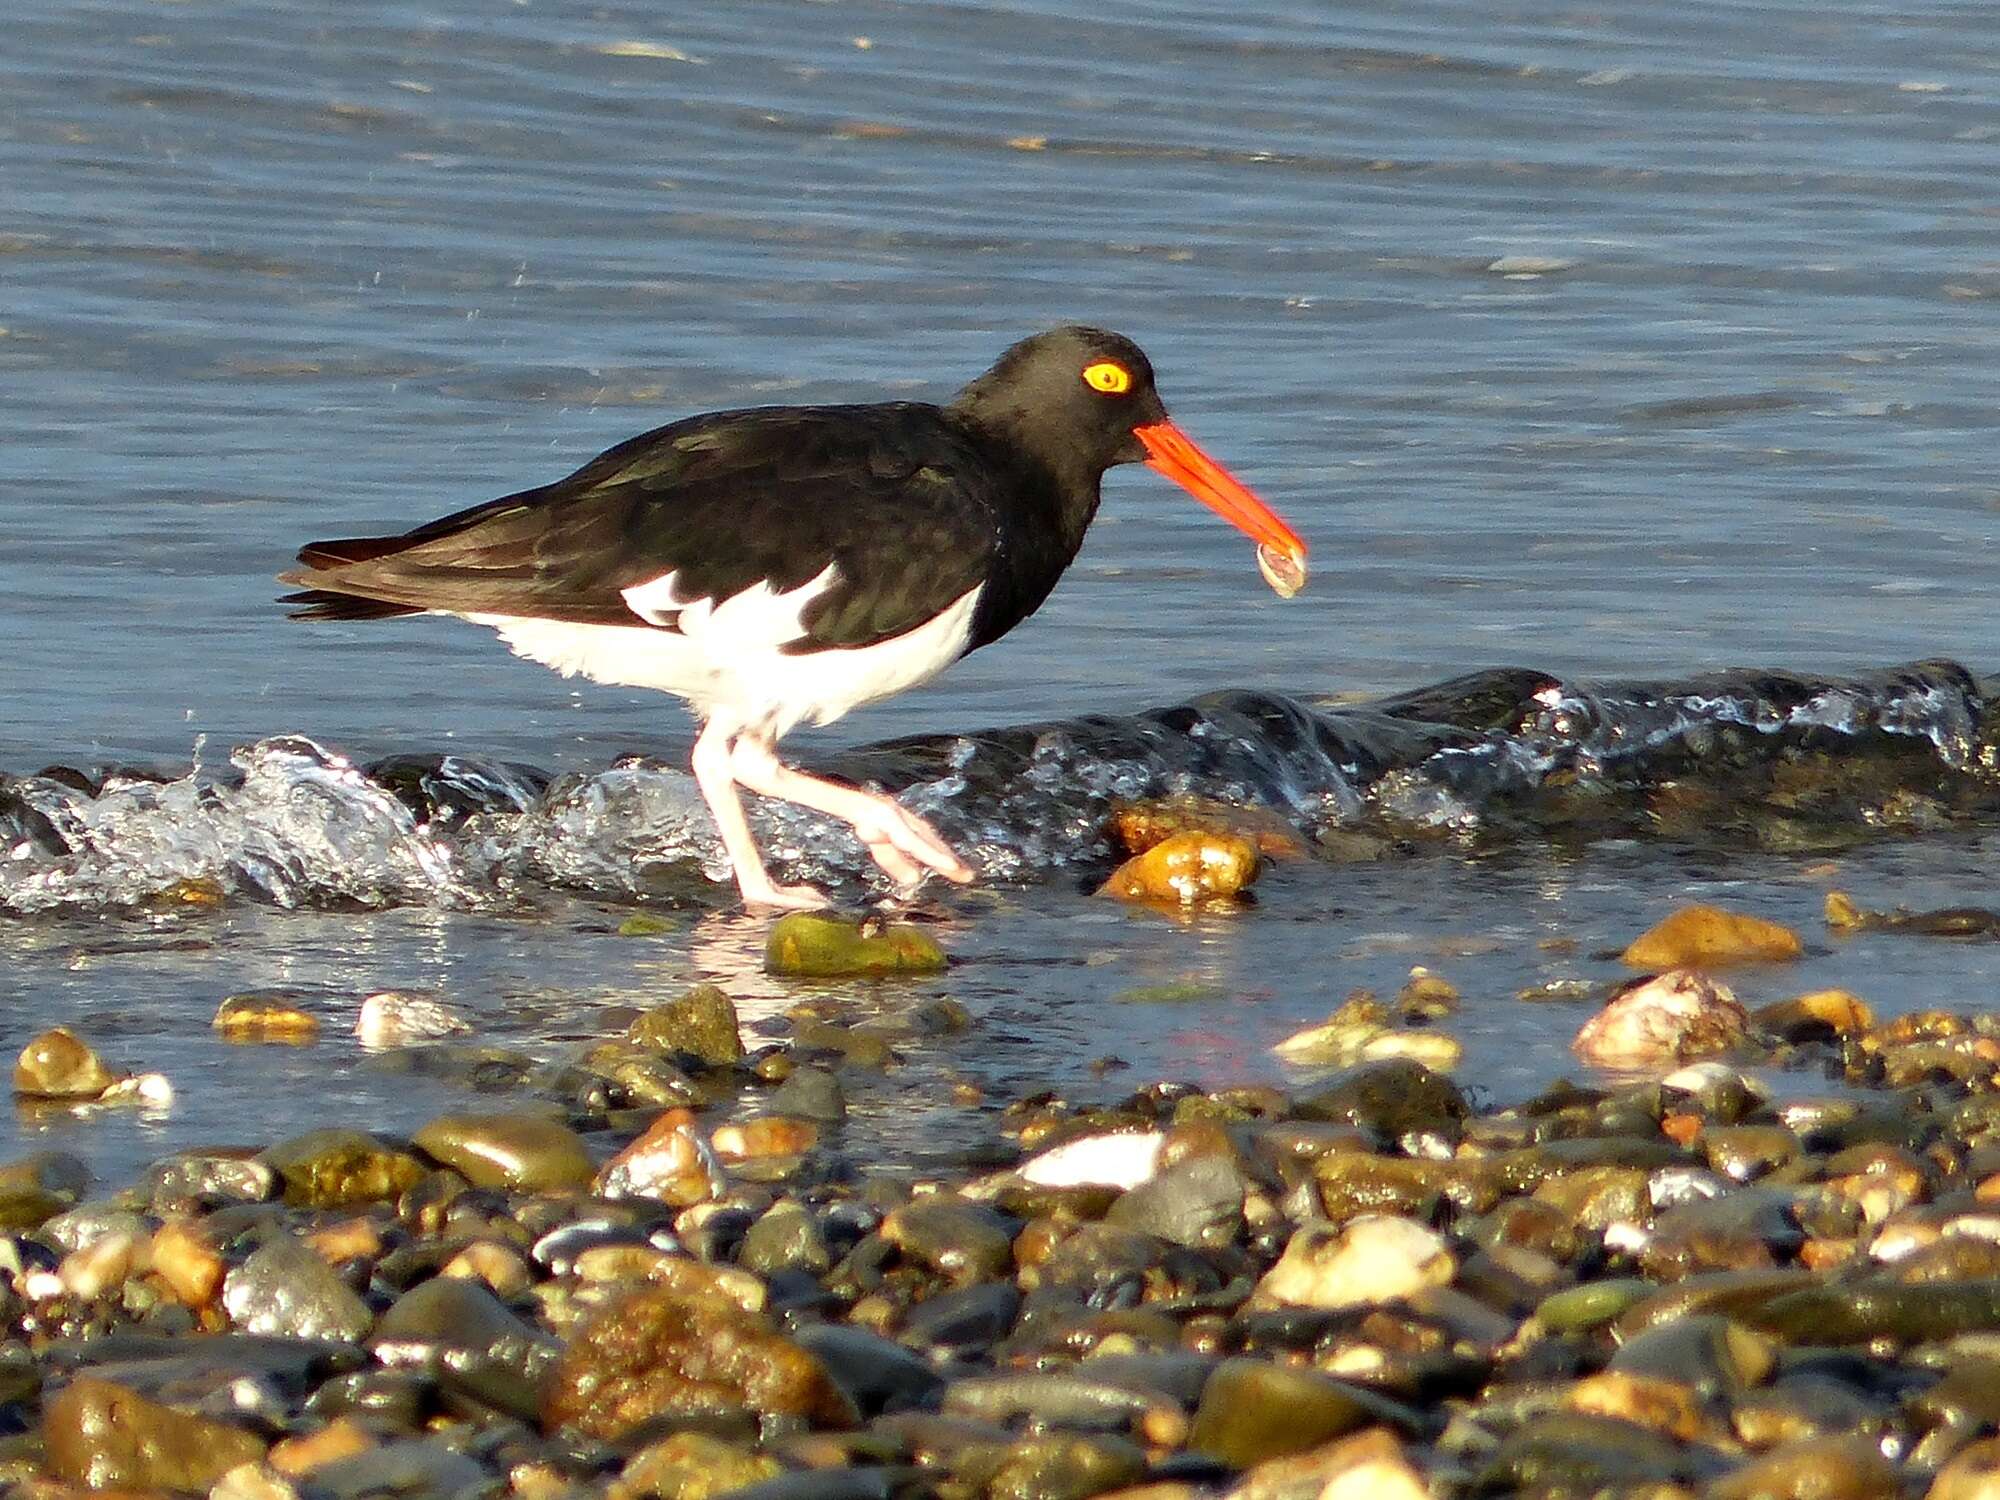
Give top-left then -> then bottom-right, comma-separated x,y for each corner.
279,403 -> 1005,651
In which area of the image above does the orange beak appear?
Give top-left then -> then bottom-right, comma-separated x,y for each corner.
1133,421 -> 1308,598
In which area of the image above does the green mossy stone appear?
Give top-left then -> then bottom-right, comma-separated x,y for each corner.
764,912 -> 947,977
629,984 -> 746,1066
618,912 -> 679,937
1535,1278 -> 1659,1334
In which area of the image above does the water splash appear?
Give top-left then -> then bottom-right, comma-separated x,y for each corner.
1,661 -> 1992,914
0,738 -> 474,912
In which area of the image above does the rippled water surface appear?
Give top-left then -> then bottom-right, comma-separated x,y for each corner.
4,0 -> 1999,1181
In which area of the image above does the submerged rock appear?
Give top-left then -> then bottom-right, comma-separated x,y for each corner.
1826,888 -> 2000,937
1098,830 -> 1259,904
353,990 -> 473,1046
764,912 -> 948,977
0,1150 -> 92,1229
1108,796 -> 1305,859
1622,903 -> 1804,968
213,989 -> 322,1042
1293,1058 -> 1468,1142
1270,996 -> 1462,1072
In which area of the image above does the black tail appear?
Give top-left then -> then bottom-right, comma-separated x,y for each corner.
279,531 -> 431,620
278,587 -> 424,622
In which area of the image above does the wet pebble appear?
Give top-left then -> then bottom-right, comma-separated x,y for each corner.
597,1107 -> 720,1204
880,1199 -> 1017,1283
1622,902 -> 1804,968
1098,830 -> 1259,904
1103,1153 -> 1247,1249
371,1274 -> 558,1420
630,982 -> 746,1066
1187,1358 -> 1380,1468
540,1284 -> 856,1438
1572,967 -> 1748,1068
18,937 -> 2000,1500
767,1064 -> 847,1122
222,1235 -> 375,1342
43,1374 -> 268,1491
619,1429 -> 782,1498
412,1110 -> 595,1191
13,1026 -> 123,1099
1293,1058 -> 1467,1145
261,1129 -> 427,1209
1252,1216 -> 1455,1311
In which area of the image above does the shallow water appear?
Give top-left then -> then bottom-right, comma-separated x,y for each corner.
4,0 -> 1999,1183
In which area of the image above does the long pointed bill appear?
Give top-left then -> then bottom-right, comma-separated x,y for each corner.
1133,421 -> 1308,598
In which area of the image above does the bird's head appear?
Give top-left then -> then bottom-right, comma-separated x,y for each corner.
952,326 -> 1308,597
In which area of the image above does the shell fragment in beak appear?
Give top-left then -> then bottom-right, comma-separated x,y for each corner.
1256,542 -> 1307,599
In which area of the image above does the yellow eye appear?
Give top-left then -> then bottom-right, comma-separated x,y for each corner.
1082,361 -> 1132,395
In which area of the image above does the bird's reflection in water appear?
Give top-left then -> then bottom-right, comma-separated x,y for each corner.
682,910 -> 803,1029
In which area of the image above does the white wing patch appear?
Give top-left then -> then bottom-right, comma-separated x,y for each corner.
464,565 -> 982,736
619,564 -> 835,641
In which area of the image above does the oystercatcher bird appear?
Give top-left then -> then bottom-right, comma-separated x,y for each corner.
281,326 -> 1308,909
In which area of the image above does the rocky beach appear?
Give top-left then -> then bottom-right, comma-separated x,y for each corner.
7,0 -> 2000,1491
9,793 -> 2000,1497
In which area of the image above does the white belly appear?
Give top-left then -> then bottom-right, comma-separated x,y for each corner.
464,566 -> 981,737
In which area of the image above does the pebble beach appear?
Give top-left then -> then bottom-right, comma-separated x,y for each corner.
10,855 -> 2000,1498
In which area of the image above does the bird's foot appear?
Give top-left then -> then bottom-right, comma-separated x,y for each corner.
736,875 -> 833,911
851,802 -> 977,889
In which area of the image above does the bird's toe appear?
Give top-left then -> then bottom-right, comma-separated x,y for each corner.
854,805 -> 975,885
740,880 -> 834,911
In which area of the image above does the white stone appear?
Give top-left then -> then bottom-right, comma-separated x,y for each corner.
1018,1130 -> 1165,1190
1253,1215 -> 1455,1310
355,991 -> 472,1047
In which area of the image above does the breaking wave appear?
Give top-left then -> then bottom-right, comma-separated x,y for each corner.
2,660 -> 1992,914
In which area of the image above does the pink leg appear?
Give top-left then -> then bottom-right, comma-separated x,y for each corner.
690,719 -> 828,910
729,733 -> 975,890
